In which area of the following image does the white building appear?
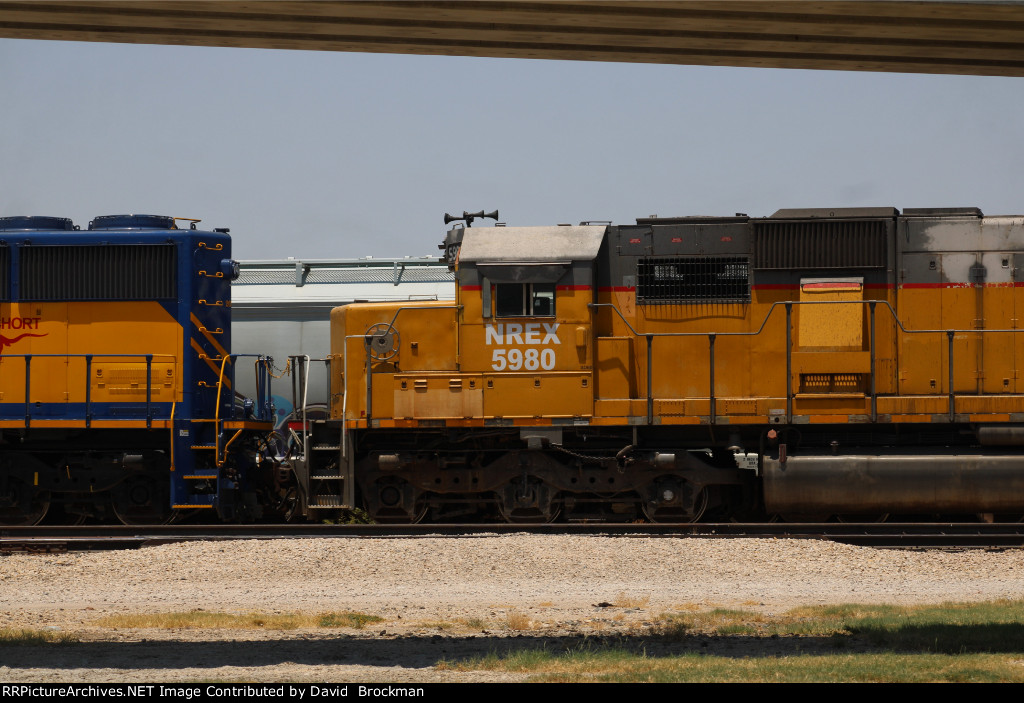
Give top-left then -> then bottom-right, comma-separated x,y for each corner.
232,257 -> 454,420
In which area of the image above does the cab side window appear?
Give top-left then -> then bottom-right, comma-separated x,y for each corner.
495,283 -> 556,317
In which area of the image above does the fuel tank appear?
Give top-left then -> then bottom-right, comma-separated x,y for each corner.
763,454 -> 1024,514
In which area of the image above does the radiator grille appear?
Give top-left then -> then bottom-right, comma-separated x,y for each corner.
20,244 -> 177,300
637,256 -> 749,304
754,219 -> 887,269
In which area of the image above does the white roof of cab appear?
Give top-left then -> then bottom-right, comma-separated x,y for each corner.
458,225 -> 607,263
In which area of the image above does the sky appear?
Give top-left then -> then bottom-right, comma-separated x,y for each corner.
2,38 -> 1023,261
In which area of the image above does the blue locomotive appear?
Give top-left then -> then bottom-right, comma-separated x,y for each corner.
0,214 -> 277,525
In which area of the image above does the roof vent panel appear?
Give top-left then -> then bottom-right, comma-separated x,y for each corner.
88,214 -> 176,230
0,216 -> 75,231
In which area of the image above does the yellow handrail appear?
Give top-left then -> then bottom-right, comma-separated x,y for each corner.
214,354 -> 231,466
220,430 -> 243,466
169,401 -> 176,472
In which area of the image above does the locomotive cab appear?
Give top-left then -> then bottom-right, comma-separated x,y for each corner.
327,223 -> 607,521
453,224 -> 602,419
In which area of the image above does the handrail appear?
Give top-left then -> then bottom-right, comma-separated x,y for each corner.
297,355 -> 311,463
341,336 -> 349,458
0,353 -> 178,359
215,354 -> 231,464
169,401 -> 176,472
285,354 -> 331,460
0,350 -> 274,463
337,297 -> 1021,429
345,304 -> 462,426
378,304 -> 463,335
85,354 -> 92,427
589,299 -> 1024,424
0,353 -> 178,425
146,353 -> 153,428
590,299 -> 1024,339
213,352 -> 273,466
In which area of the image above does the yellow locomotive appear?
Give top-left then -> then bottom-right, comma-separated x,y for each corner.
315,207 -> 1024,522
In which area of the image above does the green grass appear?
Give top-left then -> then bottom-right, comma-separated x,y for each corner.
321,508 -> 374,525
439,600 -> 1024,682
0,627 -> 78,645
656,601 -> 1024,650
95,610 -> 383,630
415,617 -> 489,632
456,650 -> 1024,683
316,612 -> 384,629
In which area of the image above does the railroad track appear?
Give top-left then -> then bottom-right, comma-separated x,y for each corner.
3,522 -> 1024,552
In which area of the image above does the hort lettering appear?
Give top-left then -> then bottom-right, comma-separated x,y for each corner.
0,317 -> 41,330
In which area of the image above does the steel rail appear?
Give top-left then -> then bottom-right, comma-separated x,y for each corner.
3,522 -> 1024,552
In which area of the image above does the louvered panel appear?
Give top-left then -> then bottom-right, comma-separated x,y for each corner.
637,256 -> 750,304
754,220 -> 887,269
20,245 -> 176,300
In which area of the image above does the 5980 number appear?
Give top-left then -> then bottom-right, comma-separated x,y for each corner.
491,348 -> 556,371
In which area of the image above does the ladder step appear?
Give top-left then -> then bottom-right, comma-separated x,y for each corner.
310,474 -> 344,480
183,475 -> 218,480
190,445 -> 217,450
313,445 -> 341,450
174,494 -> 217,507
310,495 -> 345,508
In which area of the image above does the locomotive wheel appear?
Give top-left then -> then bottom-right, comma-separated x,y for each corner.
641,487 -> 709,523
410,502 -> 429,523
48,504 -> 90,525
281,487 -> 300,523
368,501 -> 428,524
497,503 -> 562,524
111,476 -> 175,525
976,513 -> 1024,523
642,477 -> 710,523
497,477 -> 560,523
365,478 -> 428,524
0,478 -> 50,526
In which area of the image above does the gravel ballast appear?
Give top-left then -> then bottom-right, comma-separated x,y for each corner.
1,535 -> 1022,682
